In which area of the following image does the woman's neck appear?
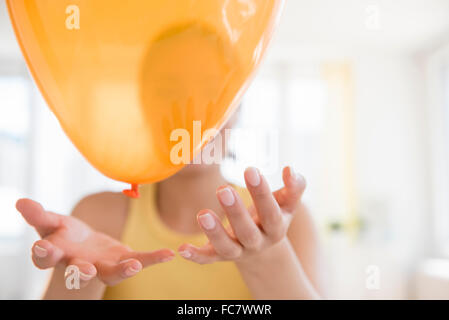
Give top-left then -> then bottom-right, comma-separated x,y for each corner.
155,165 -> 228,234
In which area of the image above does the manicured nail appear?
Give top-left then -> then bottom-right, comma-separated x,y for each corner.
160,256 -> 174,263
80,272 -> 95,281
218,187 -> 235,206
179,251 -> 192,259
199,213 -> 216,230
120,259 -> 141,276
34,245 -> 47,258
246,167 -> 261,187
289,167 -> 298,182
124,266 -> 140,277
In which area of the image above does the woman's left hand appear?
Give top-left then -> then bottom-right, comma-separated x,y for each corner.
178,166 -> 306,264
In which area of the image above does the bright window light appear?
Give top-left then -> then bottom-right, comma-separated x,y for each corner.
0,77 -> 29,140
0,77 -> 29,239
0,187 -> 24,239
287,77 -> 326,134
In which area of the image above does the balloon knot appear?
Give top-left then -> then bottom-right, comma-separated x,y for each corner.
123,184 -> 140,198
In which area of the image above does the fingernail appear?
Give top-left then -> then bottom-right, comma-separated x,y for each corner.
218,187 -> 235,206
199,213 -> 216,230
121,259 -> 141,277
80,272 -> 95,281
34,245 -> 47,258
289,167 -> 298,182
125,266 -> 140,277
179,251 -> 192,259
246,167 -> 261,187
161,256 -> 174,263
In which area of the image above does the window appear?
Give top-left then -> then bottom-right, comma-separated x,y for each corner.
0,77 -> 30,240
221,70 -> 281,183
222,62 -> 355,223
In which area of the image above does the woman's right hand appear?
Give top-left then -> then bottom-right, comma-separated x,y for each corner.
16,198 -> 175,287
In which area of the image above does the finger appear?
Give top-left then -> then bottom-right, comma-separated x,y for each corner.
178,243 -> 220,265
273,166 -> 306,213
216,186 -> 263,250
95,259 -> 142,286
244,167 -> 284,238
65,258 -> 97,288
197,210 -> 242,260
31,240 -> 64,270
16,199 -> 61,238
121,249 -> 175,268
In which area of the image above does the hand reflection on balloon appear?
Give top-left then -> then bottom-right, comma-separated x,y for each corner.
6,0 -> 284,196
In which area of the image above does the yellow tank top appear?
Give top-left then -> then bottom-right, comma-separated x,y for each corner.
103,184 -> 253,300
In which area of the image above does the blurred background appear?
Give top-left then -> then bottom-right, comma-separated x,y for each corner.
1,0 -> 449,299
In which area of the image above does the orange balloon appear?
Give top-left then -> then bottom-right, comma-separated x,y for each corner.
7,0 -> 283,196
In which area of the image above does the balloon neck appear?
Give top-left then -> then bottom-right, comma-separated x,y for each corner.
123,184 -> 140,198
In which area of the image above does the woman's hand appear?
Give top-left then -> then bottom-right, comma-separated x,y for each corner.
16,199 -> 175,287
178,166 -> 305,264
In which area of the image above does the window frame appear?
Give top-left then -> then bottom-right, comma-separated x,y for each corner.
425,44 -> 449,257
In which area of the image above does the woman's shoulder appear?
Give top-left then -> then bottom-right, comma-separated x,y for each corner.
71,192 -> 129,240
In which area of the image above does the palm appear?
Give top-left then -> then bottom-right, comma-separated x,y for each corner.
48,216 -> 130,265
16,199 -> 174,286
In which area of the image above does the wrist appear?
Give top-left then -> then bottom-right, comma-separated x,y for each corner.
234,238 -> 320,300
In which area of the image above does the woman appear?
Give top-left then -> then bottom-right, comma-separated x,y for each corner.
15,117 -> 324,300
